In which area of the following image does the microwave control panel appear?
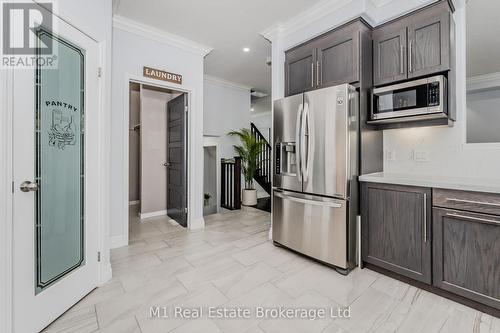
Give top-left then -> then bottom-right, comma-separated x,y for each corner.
428,82 -> 440,106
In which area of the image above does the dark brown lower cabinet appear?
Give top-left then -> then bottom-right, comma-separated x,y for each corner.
361,183 -> 432,284
433,208 -> 500,310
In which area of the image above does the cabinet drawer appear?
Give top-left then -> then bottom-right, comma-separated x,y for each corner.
433,188 -> 500,216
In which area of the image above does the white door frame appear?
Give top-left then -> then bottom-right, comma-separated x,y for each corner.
0,8 -> 110,333
122,74 -> 192,247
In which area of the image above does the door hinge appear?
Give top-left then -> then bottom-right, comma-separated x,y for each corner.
184,207 -> 188,214
12,181 -> 15,193
184,105 -> 188,112
98,67 -> 102,78
97,251 -> 101,262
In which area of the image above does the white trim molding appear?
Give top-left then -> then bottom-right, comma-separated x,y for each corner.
261,0 -> 435,46
140,210 -> 168,220
467,72 -> 500,93
204,75 -> 252,92
113,15 -> 213,57
0,64 -> 14,333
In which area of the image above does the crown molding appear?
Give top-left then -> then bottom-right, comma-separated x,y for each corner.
261,0 -> 356,41
204,75 -> 252,92
113,15 -> 213,57
261,0 -> 438,42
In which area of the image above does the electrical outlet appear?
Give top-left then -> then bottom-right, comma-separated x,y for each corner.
385,150 -> 396,161
413,150 -> 429,162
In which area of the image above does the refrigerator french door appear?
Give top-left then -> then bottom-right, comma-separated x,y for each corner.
273,84 -> 359,271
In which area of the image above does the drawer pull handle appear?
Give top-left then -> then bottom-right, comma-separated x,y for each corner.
446,213 -> 500,225
446,197 -> 500,207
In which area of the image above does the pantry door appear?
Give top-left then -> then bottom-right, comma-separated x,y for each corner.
12,5 -> 100,333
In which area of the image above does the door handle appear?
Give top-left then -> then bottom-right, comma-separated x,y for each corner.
311,62 -> 314,88
316,60 -> 320,86
423,193 -> 427,243
409,41 -> 413,73
20,181 -> 39,192
295,103 -> 304,181
400,45 -> 405,74
163,162 -> 171,167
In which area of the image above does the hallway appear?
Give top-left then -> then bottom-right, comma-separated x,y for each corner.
42,207 -> 499,333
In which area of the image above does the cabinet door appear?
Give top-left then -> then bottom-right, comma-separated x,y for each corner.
373,26 -> 407,86
433,208 -> 500,310
316,30 -> 359,88
407,9 -> 450,78
285,45 -> 316,97
361,183 -> 432,284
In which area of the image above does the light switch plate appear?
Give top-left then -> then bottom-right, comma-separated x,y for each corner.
413,150 -> 429,162
385,150 -> 396,161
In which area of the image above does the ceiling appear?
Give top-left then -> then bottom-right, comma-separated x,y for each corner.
113,0 -> 326,94
466,0 -> 500,77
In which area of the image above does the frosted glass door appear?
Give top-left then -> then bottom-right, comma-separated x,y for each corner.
35,29 -> 85,293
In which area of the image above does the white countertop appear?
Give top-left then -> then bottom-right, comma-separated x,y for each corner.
359,172 -> 500,194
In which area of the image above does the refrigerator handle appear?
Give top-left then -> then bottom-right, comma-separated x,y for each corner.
295,102 -> 304,181
301,103 -> 309,182
274,191 -> 343,208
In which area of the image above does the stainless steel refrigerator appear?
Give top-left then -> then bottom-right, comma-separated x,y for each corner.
272,84 -> 359,273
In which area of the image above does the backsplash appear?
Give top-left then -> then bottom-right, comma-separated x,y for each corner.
383,5 -> 500,180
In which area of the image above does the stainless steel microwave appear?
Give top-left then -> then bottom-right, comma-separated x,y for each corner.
370,75 -> 447,123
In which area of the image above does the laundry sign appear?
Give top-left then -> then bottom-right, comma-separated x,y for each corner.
143,66 -> 182,85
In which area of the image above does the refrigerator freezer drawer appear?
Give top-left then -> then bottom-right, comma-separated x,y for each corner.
272,190 -> 348,269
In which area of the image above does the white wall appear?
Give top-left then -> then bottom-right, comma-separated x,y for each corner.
110,25 -> 207,244
251,111 -> 272,143
267,0 -> 500,181
203,77 -> 251,158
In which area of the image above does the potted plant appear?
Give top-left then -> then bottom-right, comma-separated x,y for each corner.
228,128 -> 265,206
204,193 -> 211,206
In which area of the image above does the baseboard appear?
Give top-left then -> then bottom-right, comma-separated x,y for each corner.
129,200 -> 140,206
109,234 -> 128,249
189,216 -> 205,230
99,261 -> 113,285
140,210 -> 167,220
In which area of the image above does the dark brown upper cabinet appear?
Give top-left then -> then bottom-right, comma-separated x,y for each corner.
316,25 -> 360,89
373,1 -> 453,87
284,19 -> 368,97
407,6 -> 451,79
285,46 -> 316,97
373,25 -> 407,86
361,182 -> 432,284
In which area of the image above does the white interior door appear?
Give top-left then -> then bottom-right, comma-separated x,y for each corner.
12,5 -> 100,333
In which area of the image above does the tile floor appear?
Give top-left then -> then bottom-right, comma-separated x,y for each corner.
43,205 -> 500,333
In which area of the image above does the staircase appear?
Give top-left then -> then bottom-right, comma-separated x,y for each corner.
250,123 -> 272,195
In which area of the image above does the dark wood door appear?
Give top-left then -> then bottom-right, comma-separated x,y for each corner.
166,94 -> 187,227
285,44 -> 316,97
407,7 -> 451,79
316,29 -> 359,88
361,183 -> 432,284
373,25 -> 408,86
433,208 -> 500,310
